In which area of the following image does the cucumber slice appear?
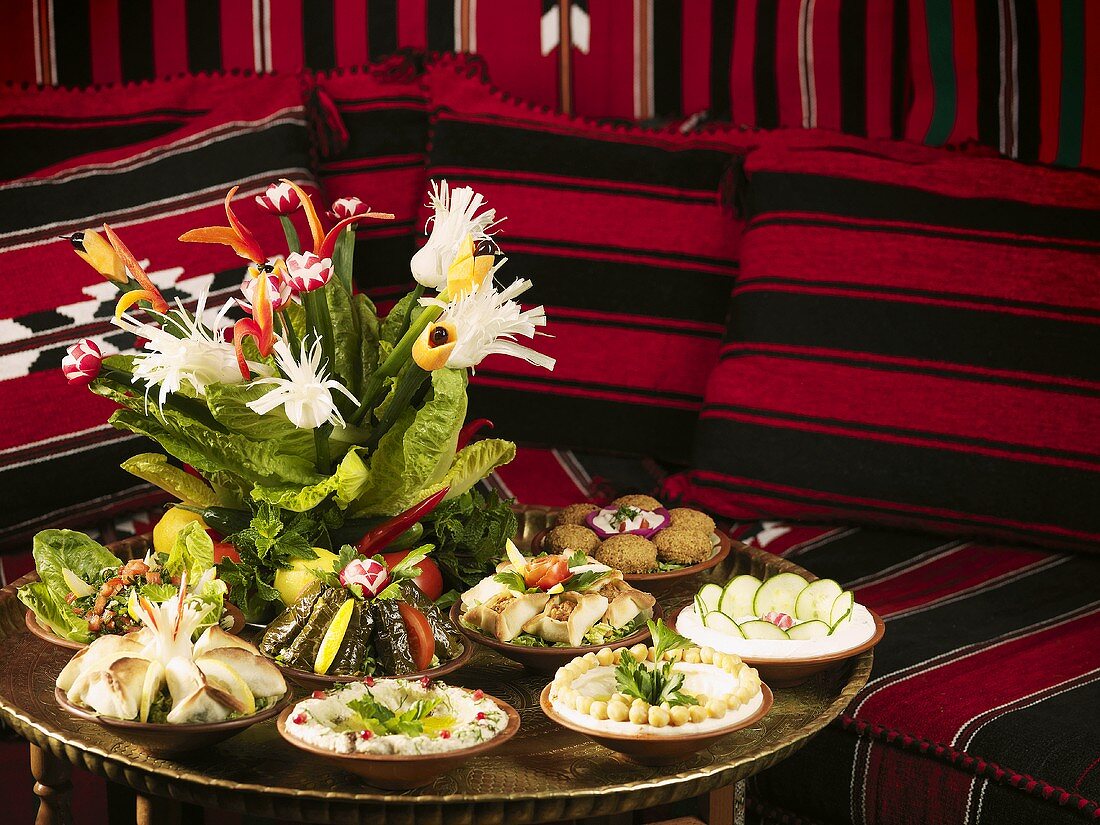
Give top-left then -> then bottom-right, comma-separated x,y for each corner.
739,620 -> 790,640
719,575 -> 762,618
694,593 -> 710,619
787,620 -> 830,640
697,583 -> 723,613
752,573 -> 809,616
794,578 -> 843,621
829,611 -> 852,634
829,591 -> 855,626
703,611 -> 745,637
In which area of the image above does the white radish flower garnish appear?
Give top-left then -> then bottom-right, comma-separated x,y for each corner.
410,180 -> 499,290
329,196 -> 368,220
245,338 -> 358,429
339,559 -> 389,598
411,278 -> 555,372
112,288 -> 263,406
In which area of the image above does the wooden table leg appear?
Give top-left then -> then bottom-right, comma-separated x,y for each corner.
31,744 -> 72,825
135,792 -> 182,825
703,781 -> 742,825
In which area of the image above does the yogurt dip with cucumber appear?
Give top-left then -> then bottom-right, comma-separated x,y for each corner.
678,573 -> 876,660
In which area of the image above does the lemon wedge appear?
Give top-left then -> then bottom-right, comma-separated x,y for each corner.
546,582 -> 565,594
196,657 -> 256,715
139,660 -> 165,722
314,598 -> 355,675
505,539 -> 526,571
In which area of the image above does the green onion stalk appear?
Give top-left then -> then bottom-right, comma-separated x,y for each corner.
278,216 -> 301,255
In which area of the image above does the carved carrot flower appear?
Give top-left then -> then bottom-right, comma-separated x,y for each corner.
178,186 -> 266,263
230,266 -> 275,379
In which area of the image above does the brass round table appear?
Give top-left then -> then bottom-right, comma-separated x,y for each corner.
0,509 -> 872,825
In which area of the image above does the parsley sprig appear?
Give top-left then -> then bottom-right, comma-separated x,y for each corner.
492,567 -> 610,594
613,620 -> 699,708
346,691 -> 451,737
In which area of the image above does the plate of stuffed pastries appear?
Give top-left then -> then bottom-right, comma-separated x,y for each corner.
451,541 -> 660,671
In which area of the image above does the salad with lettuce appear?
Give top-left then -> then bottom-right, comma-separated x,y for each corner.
18,524 -> 227,644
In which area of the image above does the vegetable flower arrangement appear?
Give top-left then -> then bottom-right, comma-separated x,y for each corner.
62,180 -> 553,618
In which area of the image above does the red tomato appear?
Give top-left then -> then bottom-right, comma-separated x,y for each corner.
381,551 -> 443,600
524,557 -> 556,588
535,557 -> 572,590
213,542 -> 240,564
397,603 -> 436,672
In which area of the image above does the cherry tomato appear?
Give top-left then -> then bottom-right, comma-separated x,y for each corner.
397,602 -> 436,672
381,551 -> 443,601
535,557 -> 572,590
213,542 -> 240,564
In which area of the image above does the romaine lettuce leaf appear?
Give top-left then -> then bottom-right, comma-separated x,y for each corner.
120,453 -> 217,507
17,582 -> 90,642
203,382 -> 315,461
166,521 -> 215,581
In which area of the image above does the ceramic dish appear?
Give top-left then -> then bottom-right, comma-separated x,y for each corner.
534,530 -> 731,595
539,680 -> 773,766
55,685 -> 290,757
276,692 -> 521,789
668,604 -> 885,687
450,601 -> 661,671
275,638 -> 474,691
26,603 -> 245,651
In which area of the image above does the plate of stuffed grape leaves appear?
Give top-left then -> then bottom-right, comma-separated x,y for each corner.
259,546 -> 472,690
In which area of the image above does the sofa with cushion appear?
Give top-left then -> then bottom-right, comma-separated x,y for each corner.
1,5 -> 1098,825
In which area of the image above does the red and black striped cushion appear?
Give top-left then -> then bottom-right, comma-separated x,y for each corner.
0,73 -> 319,550
424,55 -> 754,463
906,0 -> 1100,169
314,53 -> 430,303
740,521 -> 1100,825
681,131 -> 1100,551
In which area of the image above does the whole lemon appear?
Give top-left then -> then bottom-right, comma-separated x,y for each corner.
152,507 -> 207,557
274,548 -> 339,605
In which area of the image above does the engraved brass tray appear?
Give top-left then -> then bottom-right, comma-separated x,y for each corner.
0,506 -> 872,824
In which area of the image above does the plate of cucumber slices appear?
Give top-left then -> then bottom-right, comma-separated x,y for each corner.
669,573 -> 883,686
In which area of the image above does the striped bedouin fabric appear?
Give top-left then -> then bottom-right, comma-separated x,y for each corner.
735,521 -> 1100,825
0,0 -> 911,132
314,52 -> 431,305
679,129 -> 1100,551
0,73 -> 320,550
423,54 -> 755,463
906,0 -> 1100,168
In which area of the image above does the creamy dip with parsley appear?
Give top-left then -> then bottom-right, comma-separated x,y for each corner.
678,603 -> 877,660
284,680 -> 508,755
590,506 -> 667,535
550,662 -> 764,736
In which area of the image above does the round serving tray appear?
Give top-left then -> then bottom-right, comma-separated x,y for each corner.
0,517 -> 874,824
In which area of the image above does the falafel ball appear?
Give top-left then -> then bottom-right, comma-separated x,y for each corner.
668,507 -> 716,536
654,528 -> 713,565
609,494 -> 664,512
593,534 -> 658,574
557,503 -> 599,526
545,524 -> 600,555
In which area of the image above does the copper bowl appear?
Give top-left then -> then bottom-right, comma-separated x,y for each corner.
539,681 -> 773,766
26,603 -> 246,652
532,530 -> 732,596
667,604 -> 886,687
276,691 -> 521,789
274,638 -> 475,691
54,685 -> 291,757
450,601 -> 661,672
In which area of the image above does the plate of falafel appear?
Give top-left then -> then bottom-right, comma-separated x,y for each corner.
534,495 -> 732,594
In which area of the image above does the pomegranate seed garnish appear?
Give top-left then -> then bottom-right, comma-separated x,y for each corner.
472,689 -> 484,700
364,676 -> 375,687
359,730 -> 373,740
419,676 -> 432,688
312,690 -> 325,699
292,713 -> 307,725
476,712 -> 486,721
439,730 -> 451,739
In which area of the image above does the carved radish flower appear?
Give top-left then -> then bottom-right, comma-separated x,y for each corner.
340,558 -> 390,598
329,197 -> 368,220
763,611 -> 794,630
285,252 -> 334,294
255,182 -> 301,215
61,339 -> 102,386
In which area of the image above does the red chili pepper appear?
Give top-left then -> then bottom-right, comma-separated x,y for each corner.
457,418 -> 494,450
356,487 -> 450,555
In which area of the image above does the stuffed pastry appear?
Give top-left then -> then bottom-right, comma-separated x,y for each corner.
166,684 -> 245,724
57,633 -> 147,691
66,656 -> 153,720
593,576 -> 657,627
464,592 -> 550,642
197,648 -> 286,700
522,592 -> 609,647
194,625 -> 258,658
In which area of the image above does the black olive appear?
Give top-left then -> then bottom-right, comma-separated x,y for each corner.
430,326 -> 450,347
69,232 -> 86,252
